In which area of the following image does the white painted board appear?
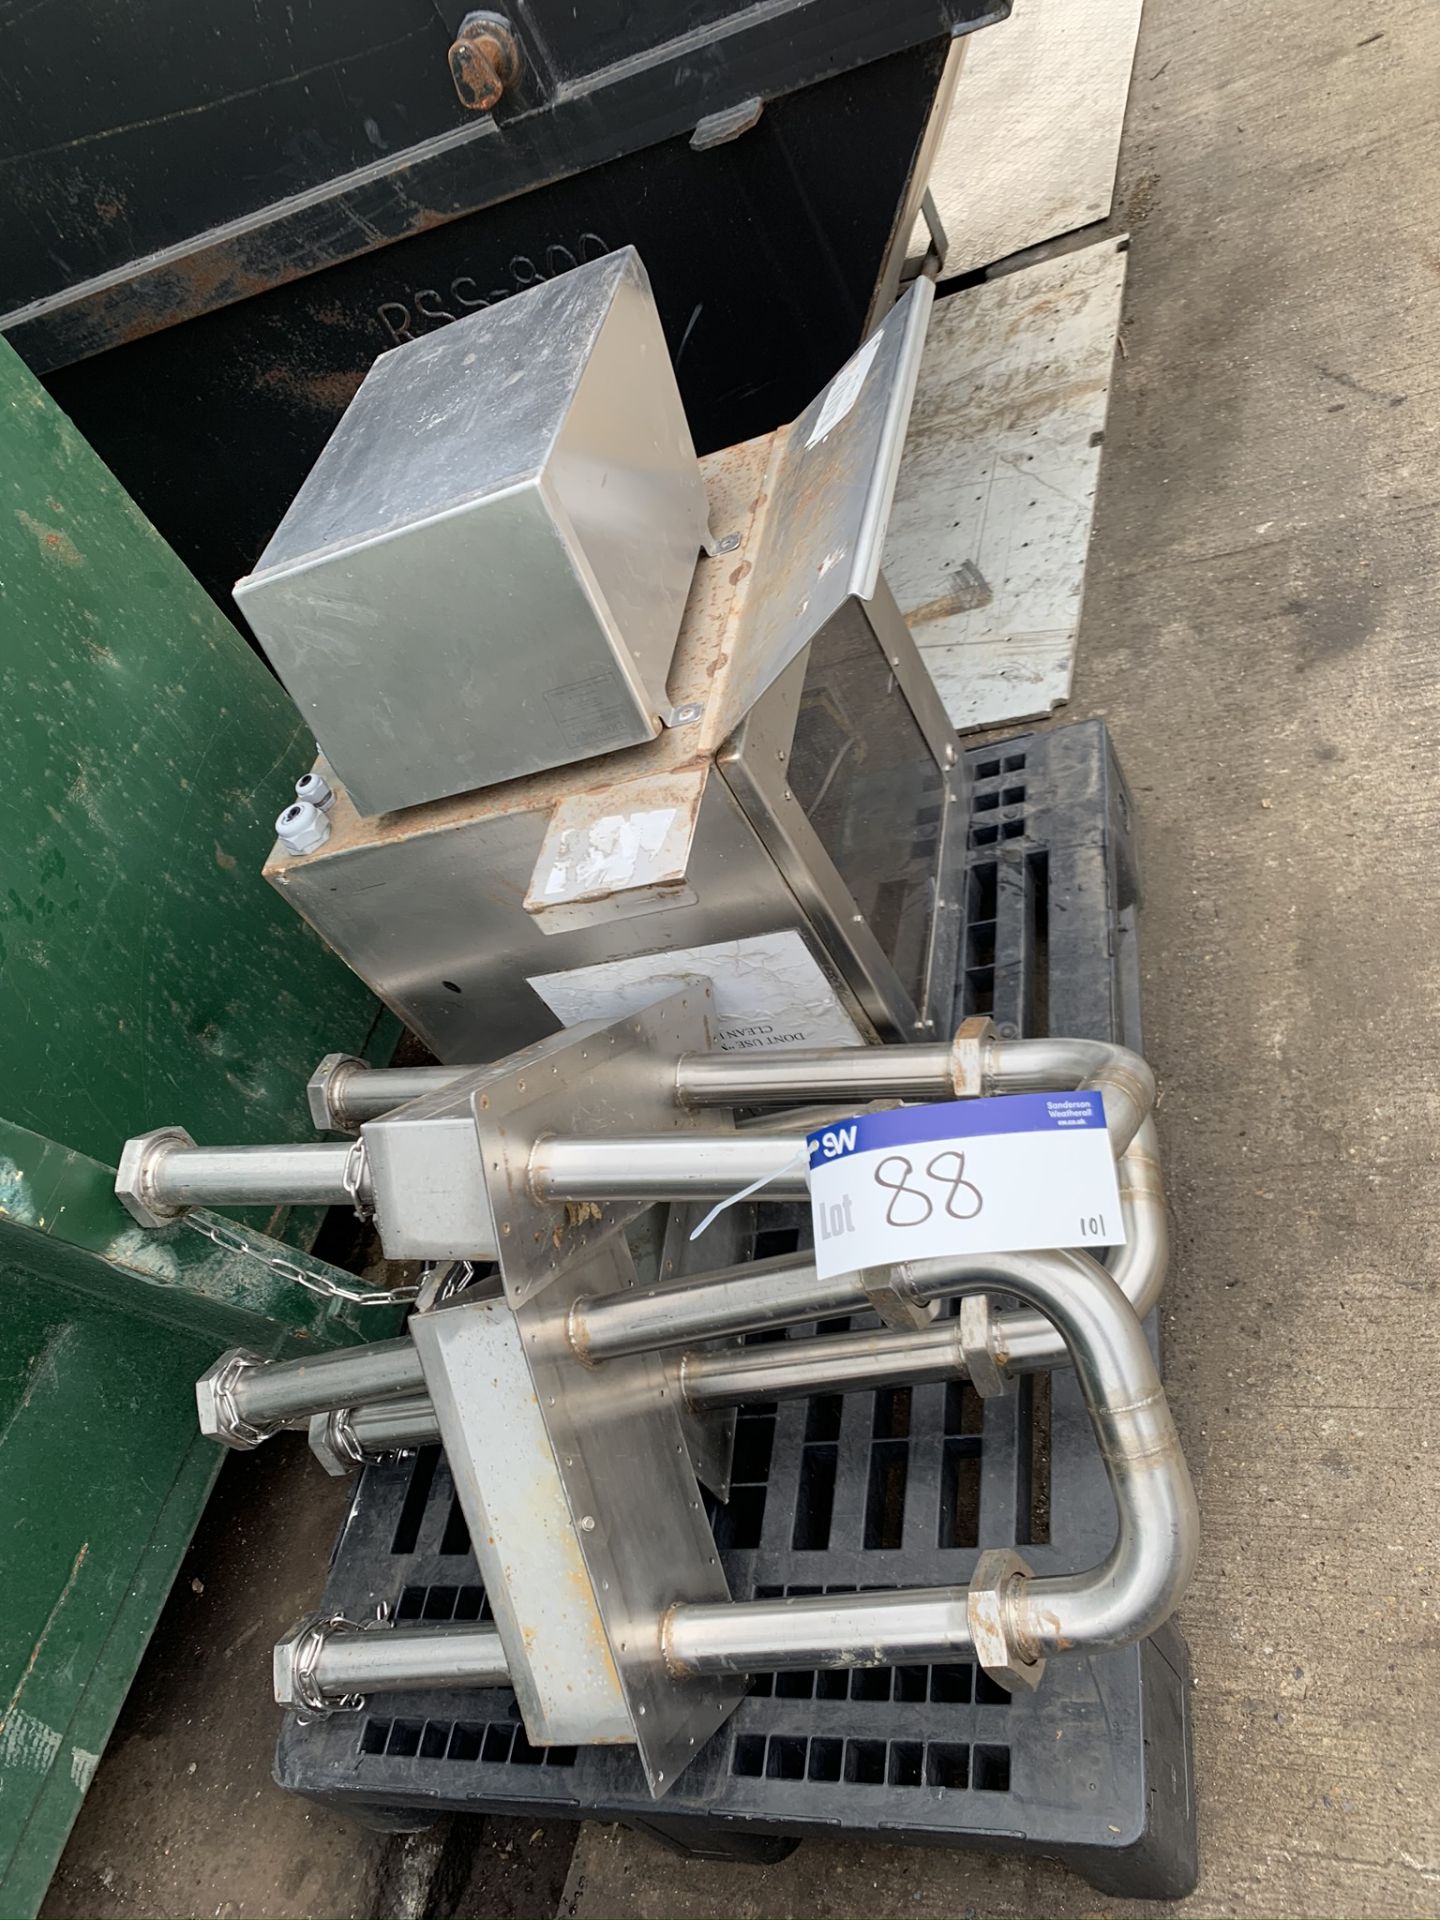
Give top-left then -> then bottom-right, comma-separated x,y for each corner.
912,0 -> 1145,275
883,236 -> 1127,733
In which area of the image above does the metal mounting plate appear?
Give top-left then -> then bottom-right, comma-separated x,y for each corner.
473,987 -> 723,1308
411,1236 -> 742,1794
658,1199 -> 748,1502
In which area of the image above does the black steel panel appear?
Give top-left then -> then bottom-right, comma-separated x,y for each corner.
1,2 -> 1004,369
41,49 -> 949,617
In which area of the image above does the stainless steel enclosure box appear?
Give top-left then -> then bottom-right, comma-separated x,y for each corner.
234,247 -> 708,817
267,398 -> 967,1067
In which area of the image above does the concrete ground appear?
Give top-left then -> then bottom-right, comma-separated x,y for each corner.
45,0 -> 1440,1914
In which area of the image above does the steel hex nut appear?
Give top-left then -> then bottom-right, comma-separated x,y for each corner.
959,1295 -> 1008,1399
307,1053 -> 366,1132
308,1409 -> 361,1477
273,1613 -> 330,1709
859,1263 -> 939,1331
967,1548 -> 1046,1693
195,1347 -> 271,1448
950,1016 -> 996,1097
114,1125 -> 196,1230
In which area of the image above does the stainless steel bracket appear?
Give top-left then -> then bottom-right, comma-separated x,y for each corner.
472,987 -> 724,1308
411,1235 -> 742,1794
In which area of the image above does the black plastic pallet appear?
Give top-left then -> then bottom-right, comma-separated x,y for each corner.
277,720 -> 1196,1900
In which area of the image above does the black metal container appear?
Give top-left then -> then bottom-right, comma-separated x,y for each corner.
2,2 -> 1004,614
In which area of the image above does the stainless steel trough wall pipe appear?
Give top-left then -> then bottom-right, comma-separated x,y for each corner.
162,1142 -> 362,1210
277,1251 -> 1197,1705
216,1126 -> 1168,1448
313,1042 -> 966,1129
121,1031 -> 1154,1228
312,1318 -> 996,1471
663,1249 -> 1196,1680
311,1029 -> 1155,1153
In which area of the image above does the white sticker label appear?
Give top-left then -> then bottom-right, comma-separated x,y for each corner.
807,1093 -> 1124,1280
528,930 -> 865,1052
806,334 -> 882,449
539,806 -> 680,900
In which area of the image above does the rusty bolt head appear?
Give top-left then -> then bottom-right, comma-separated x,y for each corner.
958,1294 -> 1009,1399
951,1015 -> 997,1098
449,12 -> 521,112
967,1549 -> 1046,1693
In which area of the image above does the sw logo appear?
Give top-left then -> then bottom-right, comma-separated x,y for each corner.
809,1123 -> 858,1163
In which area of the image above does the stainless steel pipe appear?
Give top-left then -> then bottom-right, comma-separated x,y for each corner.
310,1323 -> 974,1467
231,1338 -> 425,1433
571,1254 -> 874,1363
330,1064 -> 458,1124
989,1037 -> 1154,1156
312,1621 -> 510,1696
673,1044 -> 960,1106
993,1117 -> 1167,1373
131,1032 -> 1154,1225
319,1046 -> 962,1128
149,1140 -> 365,1210
664,1249 -> 1197,1679
233,1123 -> 1168,1444
277,1250 -> 1195,1707
665,1588 -> 976,1675
310,1032 -> 1154,1151
342,1393 -> 438,1453
680,1321 -> 965,1407
529,1134 -> 811,1204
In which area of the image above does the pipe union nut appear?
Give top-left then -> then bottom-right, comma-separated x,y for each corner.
308,1408 -> 367,1477
115,1125 -> 197,1230
958,1295 -> 1008,1399
274,1612 -> 354,1714
967,1549 -> 1046,1693
950,1016 -> 996,1097
196,1348 -> 273,1449
306,1053 -> 367,1133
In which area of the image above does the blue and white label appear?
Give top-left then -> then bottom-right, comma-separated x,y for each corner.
806,1093 -> 1125,1280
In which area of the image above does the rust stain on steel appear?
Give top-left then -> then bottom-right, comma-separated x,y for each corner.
253,361 -> 368,416
448,15 -> 523,113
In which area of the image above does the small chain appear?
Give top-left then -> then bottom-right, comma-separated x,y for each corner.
185,1213 -> 418,1308
342,1138 -> 373,1221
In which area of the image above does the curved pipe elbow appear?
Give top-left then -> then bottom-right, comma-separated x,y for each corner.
990,1115 -> 1169,1374
1015,1387 -> 1199,1659
919,1249 -> 1197,1661
987,1037 -> 1155,1154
